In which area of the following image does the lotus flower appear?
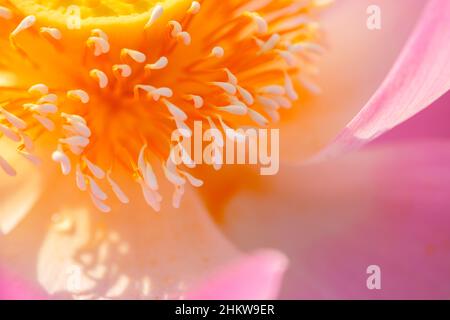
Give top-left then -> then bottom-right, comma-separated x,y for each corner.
1,0 -> 450,300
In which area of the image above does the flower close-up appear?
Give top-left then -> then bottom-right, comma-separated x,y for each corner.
1,0 -> 450,300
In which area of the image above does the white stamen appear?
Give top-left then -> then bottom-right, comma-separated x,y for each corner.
24,103 -> 58,114
211,46 -> 224,58
288,42 -> 325,55
121,48 -> 146,63
145,4 -> 164,29
139,179 -> 161,212
90,193 -> 111,213
37,94 -> 57,104
91,29 -> 108,41
176,120 -> 192,138
212,82 -> 236,95
0,107 -> 27,130
0,6 -> 12,20
40,27 -> 62,40
138,145 -> 159,191
299,75 -> 322,94
257,96 -> 279,110
83,157 -> 105,179
21,133 -> 34,152
76,164 -> 87,191
266,108 -> 280,122
274,96 -> 292,109
188,1 -> 201,14
61,113 -> 87,125
71,121 -> 91,138
163,100 -> 188,121
0,124 -> 20,142
168,20 -> 182,37
18,150 -> 41,166
163,165 -> 186,186
62,125 -> 77,135
179,170 -> 203,187
278,50 -> 296,66
218,104 -> 247,116
52,150 -> 71,175
144,163 -> 159,191
224,69 -> 238,85
11,15 -> 35,37
0,155 -> 16,176
255,17 -> 268,34
145,56 -> 168,70
134,84 -> 156,98
248,108 -> 269,126
60,136 -> 89,148
249,12 -> 268,34
67,89 -> 90,104
28,84 -> 48,96
68,145 -> 83,156
33,114 -> 55,131
137,148 -> 147,180
172,185 -> 184,208
107,173 -> 129,204
87,36 -> 110,56
229,96 -> 247,107
237,86 -> 254,105
177,31 -> 191,46
113,64 -> 132,78
185,95 -> 203,108
259,85 -> 286,95
258,33 -> 281,53
87,176 -> 107,201
284,73 -> 299,100
163,162 -> 186,186
90,69 -> 108,88
151,87 -> 173,99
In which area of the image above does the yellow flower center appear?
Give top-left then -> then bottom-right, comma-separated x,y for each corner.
0,0 -> 329,212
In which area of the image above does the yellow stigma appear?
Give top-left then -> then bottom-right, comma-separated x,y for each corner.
0,0 -> 329,212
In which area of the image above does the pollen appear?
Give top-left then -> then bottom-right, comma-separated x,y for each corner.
0,0 -> 330,212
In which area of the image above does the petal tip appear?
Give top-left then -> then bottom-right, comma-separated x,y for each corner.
186,249 -> 289,300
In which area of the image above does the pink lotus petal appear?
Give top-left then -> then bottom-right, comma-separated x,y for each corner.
186,250 -> 288,300
376,90 -> 450,143
0,174 -> 238,299
0,265 -> 46,300
281,0 -> 425,162
317,0 -> 450,160
223,141 -> 450,299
